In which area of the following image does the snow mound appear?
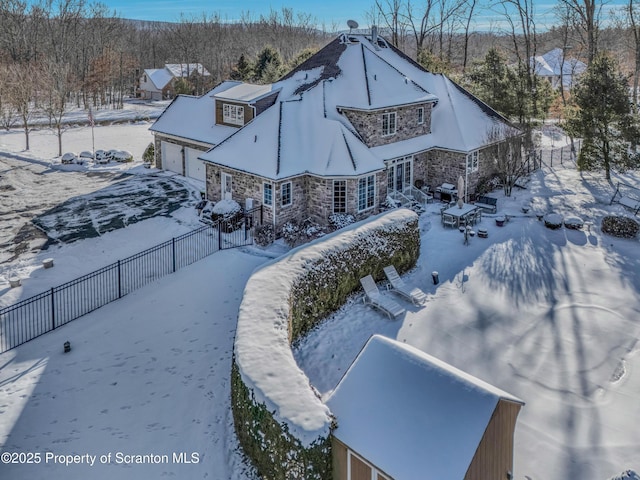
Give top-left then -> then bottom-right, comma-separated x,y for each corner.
609,471 -> 640,480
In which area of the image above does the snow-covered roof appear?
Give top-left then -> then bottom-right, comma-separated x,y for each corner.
149,81 -> 240,145
531,49 -> 586,88
326,334 -> 523,480
213,83 -> 278,103
153,33 -> 515,176
165,63 -> 210,78
144,68 -> 173,90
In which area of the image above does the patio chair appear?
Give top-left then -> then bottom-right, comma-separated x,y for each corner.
360,275 -> 405,319
383,266 -> 427,306
442,213 -> 456,228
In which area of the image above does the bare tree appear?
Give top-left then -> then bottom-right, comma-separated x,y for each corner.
462,0 -> 479,73
485,125 -> 528,197
557,0 -> 601,63
0,64 -> 18,130
42,60 -> 77,155
628,0 -> 640,113
7,61 -> 42,150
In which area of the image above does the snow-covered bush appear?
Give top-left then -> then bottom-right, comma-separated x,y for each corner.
601,215 -> 639,239
232,209 -> 420,480
282,219 -> 324,247
544,213 -> 563,229
609,470 -> 640,480
113,150 -> 134,162
61,152 -> 77,164
254,223 -> 274,247
328,213 -> 355,231
142,142 -> 154,164
211,199 -> 243,233
564,216 -> 584,230
281,221 -> 301,247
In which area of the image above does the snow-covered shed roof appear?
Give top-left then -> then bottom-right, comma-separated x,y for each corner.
144,68 -> 173,90
326,334 -> 523,480
165,63 -> 210,78
149,81 -> 239,145
213,83 -> 278,103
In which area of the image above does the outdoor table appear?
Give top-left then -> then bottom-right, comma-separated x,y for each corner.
442,203 -> 479,228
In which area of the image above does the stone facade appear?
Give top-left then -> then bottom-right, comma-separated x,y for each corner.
341,102 -> 433,148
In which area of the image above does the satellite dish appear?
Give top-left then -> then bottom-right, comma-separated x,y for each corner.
347,19 -> 359,32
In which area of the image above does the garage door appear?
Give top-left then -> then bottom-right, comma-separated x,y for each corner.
161,141 -> 183,174
185,147 -> 207,182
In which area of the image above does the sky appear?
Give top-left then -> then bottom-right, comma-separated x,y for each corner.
96,0 -> 630,32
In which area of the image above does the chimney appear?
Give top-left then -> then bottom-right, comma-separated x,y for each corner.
371,25 -> 378,46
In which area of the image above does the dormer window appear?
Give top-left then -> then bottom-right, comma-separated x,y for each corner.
382,112 -> 396,136
223,104 -> 245,126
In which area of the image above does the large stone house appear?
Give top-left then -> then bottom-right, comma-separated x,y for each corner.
150,32 -> 515,231
530,48 -> 586,90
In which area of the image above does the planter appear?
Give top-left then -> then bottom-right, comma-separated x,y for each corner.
495,216 -> 505,227
544,213 -> 564,229
42,258 -> 54,269
9,277 -> 21,288
478,228 -> 488,238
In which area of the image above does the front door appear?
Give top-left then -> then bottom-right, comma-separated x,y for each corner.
221,173 -> 232,200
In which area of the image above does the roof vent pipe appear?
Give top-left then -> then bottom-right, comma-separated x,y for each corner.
371,25 -> 378,46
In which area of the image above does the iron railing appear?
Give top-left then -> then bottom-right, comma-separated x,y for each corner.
0,206 -> 263,353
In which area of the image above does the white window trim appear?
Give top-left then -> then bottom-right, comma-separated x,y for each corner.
381,112 -> 397,137
263,182 -> 273,207
281,181 -> 292,207
466,150 -> 479,174
358,175 -> 376,212
417,106 -> 424,125
223,103 -> 244,126
333,179 -> 347,213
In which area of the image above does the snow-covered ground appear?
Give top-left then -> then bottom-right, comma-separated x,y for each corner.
0,119 -> 639,479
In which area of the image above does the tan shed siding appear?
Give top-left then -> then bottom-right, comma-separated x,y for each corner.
350,453 -> 372,480
332,437 -> 349,480
215,99 -> 254,127
464,399 -> 522,480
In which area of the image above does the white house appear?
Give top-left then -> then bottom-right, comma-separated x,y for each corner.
531,48 -> 586,90
326,335 -> 524,480
138,63 -> 210,100
150,32 -> 516,231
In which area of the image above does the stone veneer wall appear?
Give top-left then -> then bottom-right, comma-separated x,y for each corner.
342,103 -> 433,148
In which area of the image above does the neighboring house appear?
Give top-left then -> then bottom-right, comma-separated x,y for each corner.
138,63 -> 211,100
150,31 -> 516,231
326,335 -> 524,480
531,48 -> 586,90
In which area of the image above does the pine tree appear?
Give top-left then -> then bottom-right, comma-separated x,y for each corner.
466,48 -> 515,118
565,53 -> 639,180
254,46 -> 284,84
230,54 -> 253,81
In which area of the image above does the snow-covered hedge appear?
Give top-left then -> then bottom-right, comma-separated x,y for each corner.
601,215 -> 639,239
232,209 -> 420,480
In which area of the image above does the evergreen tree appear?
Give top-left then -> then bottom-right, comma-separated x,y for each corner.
565,53 -> 639,180
253,46 -> 284,84
173,77 -> 193,95
288,47 -> 317,70
417,48 -> 453,75
230,54 -> 253,81
466,48 -> 515,118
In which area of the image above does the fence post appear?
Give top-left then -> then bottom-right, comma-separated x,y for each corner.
117,260 -> 122,298
172,237 -> 176,273
50,287 -> 55,330
561,147 -> 563,165
218,221 -> 222,250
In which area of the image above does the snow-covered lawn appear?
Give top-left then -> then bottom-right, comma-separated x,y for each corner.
0,119 -> 639,479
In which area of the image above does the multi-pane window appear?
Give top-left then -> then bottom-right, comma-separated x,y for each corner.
382,112 -> 396,136
223,103 -> 244,126
333,180 -> 346,213
358,175 -> 375,211
466,151 -> 479,173
263,182 -> 273,206
417,107 -> 424,125
281,182 -> 292,206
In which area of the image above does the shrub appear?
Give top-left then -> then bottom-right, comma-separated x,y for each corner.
142,143 -> 154,164
211,199 -> 244,233
281,221 -> 301,247
601,215 -> 639,238
564,216 -> 584,230
544,213 -> 563,229
254,223 -> 275,246
328,213 -> 355,231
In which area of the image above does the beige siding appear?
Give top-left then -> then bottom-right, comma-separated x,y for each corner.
464,399 -> 522,480
332,437 -> 349,480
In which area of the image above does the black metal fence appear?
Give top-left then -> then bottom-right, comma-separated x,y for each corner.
0,206 -> 262,353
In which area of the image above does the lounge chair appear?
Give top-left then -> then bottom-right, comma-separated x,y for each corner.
383,266 -> 427,306
360,275 -> 405,319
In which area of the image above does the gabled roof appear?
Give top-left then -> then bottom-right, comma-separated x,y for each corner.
531,49 -> 586,87
326,335 -> 523,480
165,63 -> 210,78
144,68 -> 173,90
149,81 -> 240,145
